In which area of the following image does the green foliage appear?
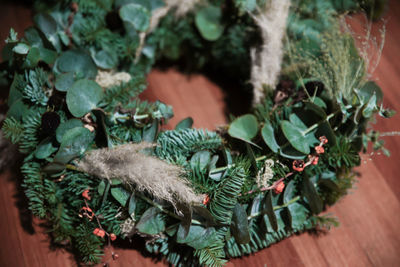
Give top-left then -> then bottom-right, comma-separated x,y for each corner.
0,0 -> 390,266
101,75 -> 147,111
21,160 -> 48,218
1,117 -> 24,144
195,6 -> 225,41
327,136 -> 360,168
66,79 -> 104,117
22,68 -> 49,106
73,223 -> 104,264
19,108 -> 45,154
210,167 -> 245,224
228,114 -> 259,146
155,129 -> 222,164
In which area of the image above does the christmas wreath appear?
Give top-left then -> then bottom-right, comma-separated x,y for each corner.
0,0 -> 392,266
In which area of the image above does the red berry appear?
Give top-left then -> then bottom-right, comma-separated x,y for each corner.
315,146 -> 325,154
312,156 -> 319,165
274,181 -> 285,194
110,233 -> 117,241
293,160 -> 305,172
319,136 -> 328,144
82,189 -> 91,200
202,195 -> 210,205
93,228 -> 105,238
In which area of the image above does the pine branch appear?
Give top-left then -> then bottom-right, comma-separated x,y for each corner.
19,108 -> 44,154
210,167 -> 245,225
195,234 -> 227,267
21,160 -> 47,218
156,129 -> 222,163
101,75 -> 147,111
22,68 -> 49,106
1,117 -> 24,144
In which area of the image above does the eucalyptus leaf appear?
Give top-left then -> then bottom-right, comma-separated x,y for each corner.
119,3 -> 150,32
302,177 -> 323,214
190,150 -> 211,172
142,119 -> 158,142
98,180 -> 106,195
55,72 -> 74,92
279,145 -> 307,159
111,187 -> 130,206
66,79 -> 104,117
55,119 -> 83,143
359,81 -> 383,104
318,178 -> 340,192
55,50 -> 97,79
33,13 -> 61,51
362,93 -> 377,118
175,117 -> 193,130
193,206 -> 216,226
12,43 -> 30,54
195,6 -> 224,41
35,137 -> 57,159
228,114 -> 259,147
176,204 -> 193,240
42,162 -> 66,175
264,190 -> 278,231
287,202 -> 308,229
91,49 -> 117,69
176,225 -> 217,249
261,121 -> 280,153
136,207 -> 166,235
54,127 -> 94,163
230,203 -> 250,244
24,47 -> 40,67
281,120 -> 312,154
284,180 -> 296,204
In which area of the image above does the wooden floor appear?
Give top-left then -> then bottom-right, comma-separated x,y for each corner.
1,1 -> 400,267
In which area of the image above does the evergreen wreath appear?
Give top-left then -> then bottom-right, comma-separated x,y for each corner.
0,0 -> 393,266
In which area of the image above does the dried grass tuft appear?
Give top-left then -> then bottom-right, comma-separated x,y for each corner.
249,0 -> 291,105
95,70 -> 131,88
77,143 -> 204,206
287,16 -> 385,100
165,0 -> 203,17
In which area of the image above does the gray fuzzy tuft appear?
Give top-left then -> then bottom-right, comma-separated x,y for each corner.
77,143 -> 203,206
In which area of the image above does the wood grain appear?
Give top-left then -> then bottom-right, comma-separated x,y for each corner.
0,1 -> 399,266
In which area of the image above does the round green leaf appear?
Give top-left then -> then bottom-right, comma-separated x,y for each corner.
111,187 -> 130,206
91,49 -> 117,69
24,47 -> 40,67
66,79 -> 104,117
195,6 -> 224,41
54,127 -> 94,163
55,50 -> 97,79
34,13 -> 61,51
119,3 -> 150,32
228,114 -> 259,144
136,207 -> 166,235
175,117 -> 193,130
359,81 -> 383,104
261,121 -> 280,153
55,119 -> 83,143
281,121 -> 310,154
230,203 -> 250,244
35,137 -> 57,159
12,43 -> 30,54
190,151 -> 211,172
55,72 -> 75,92
176,225 -> 217,249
